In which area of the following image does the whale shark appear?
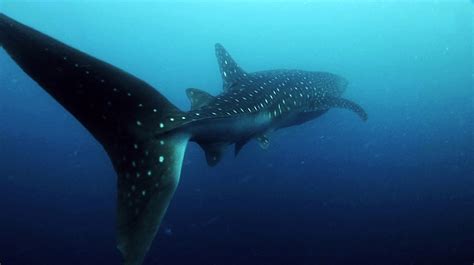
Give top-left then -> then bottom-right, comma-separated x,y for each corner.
0,14 -> 367,265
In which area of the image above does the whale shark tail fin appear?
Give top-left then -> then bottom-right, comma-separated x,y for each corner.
0,13 -> 190,265
215,43 -> 248,91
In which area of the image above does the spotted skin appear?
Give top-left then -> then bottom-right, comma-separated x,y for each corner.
0,14 -> 366,265
183,44 -> 367,154
187,70 -> 347,120
183,44 -> 365,125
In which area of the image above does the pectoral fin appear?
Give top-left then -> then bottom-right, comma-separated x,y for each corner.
325,97 -> 368,121
256,134 -> 270,149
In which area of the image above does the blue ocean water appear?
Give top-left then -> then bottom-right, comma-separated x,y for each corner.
0,1 -> 473,265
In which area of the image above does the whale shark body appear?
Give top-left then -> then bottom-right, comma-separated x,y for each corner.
0,14 -> 366,265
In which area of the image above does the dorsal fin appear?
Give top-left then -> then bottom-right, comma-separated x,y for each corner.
199,142 -> 228,167
215,43 -> 247,91
185,88 -> 215,110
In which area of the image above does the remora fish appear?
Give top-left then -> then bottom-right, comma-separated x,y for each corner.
0,14 -> 367,265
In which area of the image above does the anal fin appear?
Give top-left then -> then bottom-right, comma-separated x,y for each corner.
234,138 -> 250,156
234,134 -> 270,156
199,142 -> 228,167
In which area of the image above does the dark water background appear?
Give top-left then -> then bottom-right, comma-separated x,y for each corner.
0,1 -> 473,265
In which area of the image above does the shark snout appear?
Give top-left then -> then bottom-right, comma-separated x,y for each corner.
338,77 -> 349,90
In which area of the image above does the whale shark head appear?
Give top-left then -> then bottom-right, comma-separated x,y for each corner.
337,76 -> 349,91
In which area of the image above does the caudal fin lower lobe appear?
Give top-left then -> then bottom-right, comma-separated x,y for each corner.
0,13 -> 188,265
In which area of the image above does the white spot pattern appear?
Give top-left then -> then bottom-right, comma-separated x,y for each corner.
183,66 -> 347,123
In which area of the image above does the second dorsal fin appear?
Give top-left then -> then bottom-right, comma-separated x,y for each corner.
186,88 -> 215,110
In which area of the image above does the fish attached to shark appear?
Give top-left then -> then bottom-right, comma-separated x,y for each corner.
0,14 -> 366,265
